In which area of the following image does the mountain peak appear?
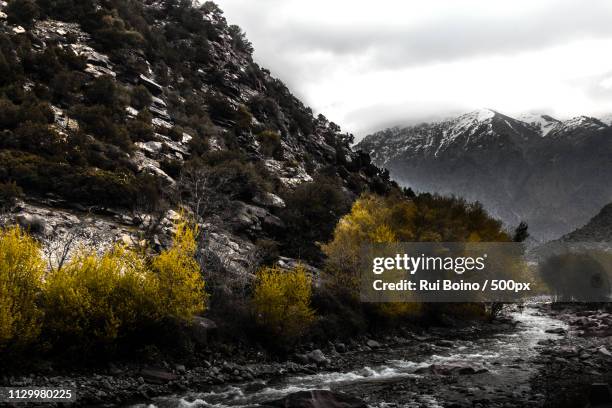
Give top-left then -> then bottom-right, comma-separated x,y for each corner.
356,107 -> 612,240
517,113 -> 561,137
562,202 -> 612,242
458,108 -> 497,123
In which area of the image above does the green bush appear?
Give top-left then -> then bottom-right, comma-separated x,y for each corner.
207,93 -> 236,123
280,176 -> 350,263
72,105 -> 132,151
0,150 -> 162,209
0,181 -> 23,211
6,0 -> 40,28
256,130 -> 282,158
208,159 -> 272,201
84,76 -> 123,108
130,85 -> 152,110
12,121 -> 63,156
127,112 -> 154,141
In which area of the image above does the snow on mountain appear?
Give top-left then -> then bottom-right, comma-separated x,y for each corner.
356,108 -> 612,241
517,113 -> 561,137
598,113 -> 612,126
544,116 -> 609,141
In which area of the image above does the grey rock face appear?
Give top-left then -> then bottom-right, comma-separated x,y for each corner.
0,0 -> 392,293
561,203 -> 612,242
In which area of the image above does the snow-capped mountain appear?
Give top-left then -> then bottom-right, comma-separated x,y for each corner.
357,109 -> 612,241
517,113 -> 562,137
598,114 -> 612,126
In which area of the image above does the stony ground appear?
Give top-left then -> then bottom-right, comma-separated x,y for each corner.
3,305 -> 612,408
1,318 -> 516,407
530,304 -> 612,408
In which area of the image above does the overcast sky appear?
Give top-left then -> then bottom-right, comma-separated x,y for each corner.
216,0 -> 612,138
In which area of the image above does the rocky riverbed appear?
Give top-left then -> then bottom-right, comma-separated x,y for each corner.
3,305 -> 611,408
531,304 -> 612,408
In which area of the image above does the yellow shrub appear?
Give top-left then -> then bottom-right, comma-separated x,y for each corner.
43,218 -> 206,349
0,226 -> 45,350
43,245 -> 159,345
151,220 -> 206,320
322,193 -> 513,322
321,193 -> 416,291
253,265 -> 315,340
377,302 -> 422,319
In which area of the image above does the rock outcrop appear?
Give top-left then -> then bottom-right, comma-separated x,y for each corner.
0,0 -> 392,287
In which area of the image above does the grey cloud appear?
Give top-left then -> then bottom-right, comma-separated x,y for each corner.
216,0 -> 612,135
257,2 -> 612,68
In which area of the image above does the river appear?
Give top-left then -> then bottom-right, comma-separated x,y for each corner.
131,307 -> 567,408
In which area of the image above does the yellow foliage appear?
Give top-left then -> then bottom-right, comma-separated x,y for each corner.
322,193 -> 512,319
43,218 -> 206,347
0,226 -> 45,350
371,225 -> 397,244
43,245 -> 159,345
377,302 -> 422,319
321,193 -> 417,290
253,265 -> 315,340
151,220 -> 206,320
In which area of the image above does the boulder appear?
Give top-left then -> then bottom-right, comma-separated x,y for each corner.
189,316 -> 218,345
136,141 -> 163,155
306,349 -> 329,366
545,328 -> 567,335
140,368 -> 177,384
435,339 -> 454,348
15,214 -> 47,234
293,353 -> 310,365
414,364 -> 485,376
264,390 -> 367,408
366,339 -> 382,349
253,192 -> 286,208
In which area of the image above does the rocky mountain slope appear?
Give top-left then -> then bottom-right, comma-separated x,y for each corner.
0,0 -> 392,287
561,202 -> 612,242
357,109 -> 612,241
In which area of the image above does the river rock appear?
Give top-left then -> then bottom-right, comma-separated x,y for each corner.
140,368 -> 177,384
15,214 -> 48,234
366,339 -> 382,349
415,364 -> 486,376
189,316 -> 218,345
436,339 -> 454,348
545,328 -> 567,335
306,350 -> 329,366
264,390 -> 367,408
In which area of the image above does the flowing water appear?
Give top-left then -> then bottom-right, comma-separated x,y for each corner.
132,307 -> 567,408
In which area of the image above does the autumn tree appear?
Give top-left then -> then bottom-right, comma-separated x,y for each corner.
252,264 -> 315,342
